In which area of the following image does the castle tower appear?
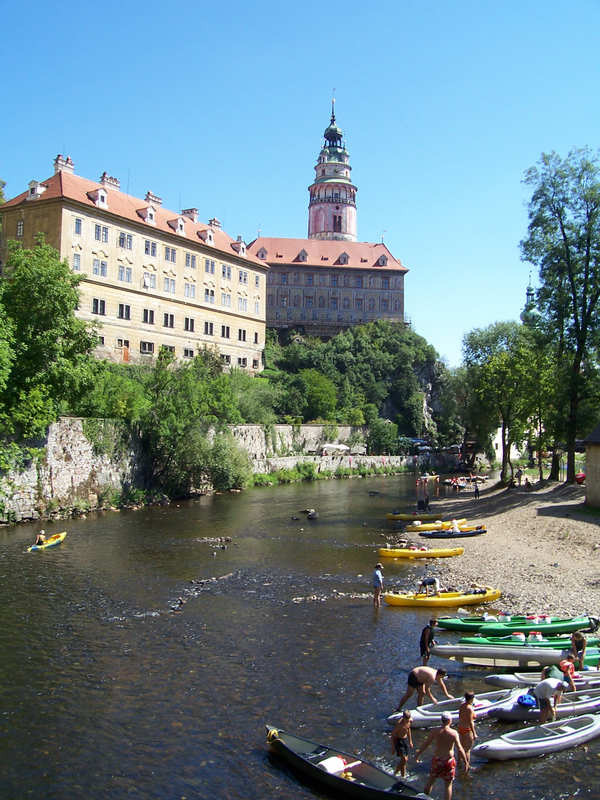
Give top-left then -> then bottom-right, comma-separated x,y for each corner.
308,101 -> 357,241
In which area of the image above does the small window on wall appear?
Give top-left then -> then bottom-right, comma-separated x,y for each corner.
117,339 -> 130,349
252,359 -> 259,370
16,220 -> 24,237
72,253 -> 81,271
183,348 -> 194,359
74,217 -> 82,235
140,341 -> 154,354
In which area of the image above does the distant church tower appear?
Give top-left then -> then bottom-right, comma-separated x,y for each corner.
308,101 -> 357,241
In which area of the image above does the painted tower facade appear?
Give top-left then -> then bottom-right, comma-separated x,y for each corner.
307,102 -> 357,242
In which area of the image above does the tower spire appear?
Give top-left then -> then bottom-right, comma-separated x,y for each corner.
331,90 -> 336,124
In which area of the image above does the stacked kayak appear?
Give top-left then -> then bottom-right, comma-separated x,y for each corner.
27,532 -> 67,552
384,587 -> 501,608
431,642 -> 599,667
387,688 -> 520,728
419,525 -> 487,539
458,632 -> 600,648
472,714 -> 600,760
386,512 -> 441,521
378,545 -> 464,559
489,687 -> 600,722
486,669 -> 600,689
405,518 -> 466,532
437,613 -> 595,635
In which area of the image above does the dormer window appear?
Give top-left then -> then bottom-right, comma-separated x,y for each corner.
88,188 -> 108,208
257,248 -> 267,260
298,249 -> 308,262
168,217 -> 185,235
377,255 -> 388,267
338,252 -> 349,265
26,180 -> 47,200
199,229 -> 214,245
138,205 -> 156,225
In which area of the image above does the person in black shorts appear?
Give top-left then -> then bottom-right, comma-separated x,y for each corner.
420,618 -> 438,665
391,710 -> 413,776
396,666 -> 453,710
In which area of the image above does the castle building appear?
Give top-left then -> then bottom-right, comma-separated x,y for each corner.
248,105 -> 407,337
0,157 -> 266,369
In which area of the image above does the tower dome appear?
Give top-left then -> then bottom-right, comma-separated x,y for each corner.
307,101 -> 357,242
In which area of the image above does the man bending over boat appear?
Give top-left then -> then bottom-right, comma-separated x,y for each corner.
396,666 -> 453,710
533,670 -> 568,723
416,711 -> 468,800
418,576 -> 441,596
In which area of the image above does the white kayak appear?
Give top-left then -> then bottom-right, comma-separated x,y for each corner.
387,688 -> 520,728
486,669 -> 600,689
490,687 -> 600,722
472,713 -> 600,760
431,643 -> 574,668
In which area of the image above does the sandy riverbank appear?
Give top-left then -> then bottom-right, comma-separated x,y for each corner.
386,480 -> 600,616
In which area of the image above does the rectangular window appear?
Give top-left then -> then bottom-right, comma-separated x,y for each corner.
185,253 -> 197,269
221,325 -> 230,338
306,274 -> 313,286
163,277 -> 176,294
144,240 -> 157,257
92,298 -> 106,315
381,277 -> 390,289
163,313 -> 174,328
355,277 -> 363,288
238,297 -> 248,312
222,263 -> 231,280
74,217 -> 82,235
380,298 -> 389,311
205,258 -> 215,274
221,293 -> 231,307
93,259 -> 107,277
184,317 -> 195,332
118,232 -> 133,249
143,309 -> 154,324
255,275 -> 260,288
237,357 -> 247,367
140,341 -> 154,354
161,345 -> 175,354
355,297 -> 363,310
184,282 -> 196,298
254,332 -> 259,344
116,338 -> 130,348
221,354 -> 231,365
118,303 -> 131,320
98,335 -> 105,345
238,270 -> 248,284
331,275 -> 338,287
165,246 -> 176,263
254,301 -> 260,314
183,348 -> 194,359
204,288 -> 215,304
238,329 -> 246,342
330,297 -> 338,310
72,253 -> 81,271
118,265 -> 132,282
281,273 -> 288,285
143,271 -> 156,289
204,321 -> 214,336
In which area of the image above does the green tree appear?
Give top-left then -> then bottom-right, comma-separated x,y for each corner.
0,237 -> 97,436
298,368 -> 337,421
463,322 -> 533,483
0,178 -> 5,204
521,148 -> 600,481
366,417 -> 398,455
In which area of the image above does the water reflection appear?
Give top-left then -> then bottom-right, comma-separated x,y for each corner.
0,476 -> 597,798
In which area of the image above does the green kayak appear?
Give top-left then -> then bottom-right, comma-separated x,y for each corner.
437,614 -> 597,636
459,633 -> 600,648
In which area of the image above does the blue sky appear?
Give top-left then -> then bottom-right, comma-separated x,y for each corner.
3,0 -> 598,366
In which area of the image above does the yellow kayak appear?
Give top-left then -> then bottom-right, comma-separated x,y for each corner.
386,512 -> 441,521
378,546 -> 464,559
384,587 -> 501,607
27,532 -> 67,552
405,518 -> 467,532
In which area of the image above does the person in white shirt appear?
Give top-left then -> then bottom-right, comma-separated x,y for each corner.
533,674 -> 568,722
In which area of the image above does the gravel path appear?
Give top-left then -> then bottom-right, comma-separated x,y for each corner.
389,481 -> 600,616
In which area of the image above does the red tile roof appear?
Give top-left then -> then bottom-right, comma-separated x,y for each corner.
2,170 -> 265,266
247,236 -> 407,272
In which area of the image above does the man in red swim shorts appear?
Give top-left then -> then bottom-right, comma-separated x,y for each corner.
416,711 -> 468,800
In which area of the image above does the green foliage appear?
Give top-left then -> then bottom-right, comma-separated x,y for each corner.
205,433 -> 252,491
75,362 -> 148,422
366,417 -> 398,455
82,418 -> 130,460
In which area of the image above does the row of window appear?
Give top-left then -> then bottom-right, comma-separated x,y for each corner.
99,336 -> 259,368
268,295 -> 402,312
91,298 -> 259,342
268,272 -> 399,289
274,310 -> 401,322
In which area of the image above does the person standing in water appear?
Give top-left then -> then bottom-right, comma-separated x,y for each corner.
457,692 -> 477,768
372,563 -> 384,609
391,710 -> 413,777
416,712 -> 468,800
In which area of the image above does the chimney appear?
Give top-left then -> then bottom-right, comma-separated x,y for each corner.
99,172 -> 120,190
145,191 -> 162,206
181,208 -> 198,223
53,154 -> 75,175
208,217 -> 222,229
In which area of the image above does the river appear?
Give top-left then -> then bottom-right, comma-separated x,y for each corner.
0,476 -> 595,799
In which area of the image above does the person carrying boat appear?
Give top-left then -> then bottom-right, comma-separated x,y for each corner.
416,711 -> 468,800
420,618 -> 438,665
33,530 -> 46,546
457,692 -> 477,768
391,710 -> 413,777
418,576 -> 441,596
533,671 -> 568,723
396,666 -> 453,710
372,563 -> 384,609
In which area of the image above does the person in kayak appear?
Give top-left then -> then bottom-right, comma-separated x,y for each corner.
420,618 -> 438,665
391,709 -> 413,777
416,711 -> 468,800
33,530 -> 46,546
457,692 -> 477,768
396,666 -> 453,710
